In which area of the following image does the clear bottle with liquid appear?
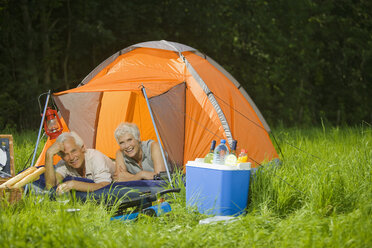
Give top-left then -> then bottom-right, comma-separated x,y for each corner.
213,139 -> 229,165
204,140 -> 216,164
225,140 -> 238,166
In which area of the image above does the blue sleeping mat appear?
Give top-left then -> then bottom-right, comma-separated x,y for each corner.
30,173 -> 168,205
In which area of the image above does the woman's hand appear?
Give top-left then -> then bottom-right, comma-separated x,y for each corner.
113,160 -> 129,181
136,171 -> 156,180
113,170 -> 155,182
113,171 -> 129,181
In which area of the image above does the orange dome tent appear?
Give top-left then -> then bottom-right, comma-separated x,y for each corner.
36,40 -> 279,171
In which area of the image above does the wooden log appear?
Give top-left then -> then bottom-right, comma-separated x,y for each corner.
12,167 -> 46,189
0,167 -> 37,189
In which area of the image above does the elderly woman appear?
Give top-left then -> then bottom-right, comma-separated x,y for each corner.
113,122 -> 166,182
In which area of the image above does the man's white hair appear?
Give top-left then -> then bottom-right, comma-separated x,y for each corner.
56,131 -> 84,147
114,123 -> 140,142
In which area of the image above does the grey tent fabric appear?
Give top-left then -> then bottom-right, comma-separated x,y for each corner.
53,92 -> 102,148
149,83 -> 186,167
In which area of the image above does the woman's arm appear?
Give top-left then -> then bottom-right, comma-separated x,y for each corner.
113,149 -> 153,181
151,142 -> 166,173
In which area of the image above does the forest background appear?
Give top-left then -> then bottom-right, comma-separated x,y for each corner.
0,0 -> 371,130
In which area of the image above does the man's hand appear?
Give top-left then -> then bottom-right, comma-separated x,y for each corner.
56,181 -> 75,195
46,141 -> 65,158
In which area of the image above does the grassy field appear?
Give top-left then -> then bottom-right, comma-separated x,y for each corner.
0,126 -> 371,247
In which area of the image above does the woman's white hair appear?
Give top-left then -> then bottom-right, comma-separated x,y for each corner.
56,131 -> 84,147
114,122 -> 140,142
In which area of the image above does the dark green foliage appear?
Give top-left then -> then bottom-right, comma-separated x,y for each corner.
0,0 -> 371,129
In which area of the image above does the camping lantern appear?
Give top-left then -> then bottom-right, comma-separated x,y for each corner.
43,107 -> 63,139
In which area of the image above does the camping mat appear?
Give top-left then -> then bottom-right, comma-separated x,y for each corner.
29,174 -> 167,205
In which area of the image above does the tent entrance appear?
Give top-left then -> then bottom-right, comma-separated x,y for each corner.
96,91 -> 156,159
53,83 -> 186,171
94,83 -> 186,169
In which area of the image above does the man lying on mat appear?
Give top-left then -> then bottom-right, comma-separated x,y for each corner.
113,122 -> 166,182
44,132 -> 115,194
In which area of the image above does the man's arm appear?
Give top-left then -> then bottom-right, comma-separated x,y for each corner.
56,180 -> 109,193
45,142 -> 65,189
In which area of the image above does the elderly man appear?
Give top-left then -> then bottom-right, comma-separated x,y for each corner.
44,132 -> 115,194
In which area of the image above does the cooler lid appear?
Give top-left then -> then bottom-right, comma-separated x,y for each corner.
186,160 -> 251,171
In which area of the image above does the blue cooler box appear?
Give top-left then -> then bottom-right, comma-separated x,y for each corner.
186,161 -> 251,216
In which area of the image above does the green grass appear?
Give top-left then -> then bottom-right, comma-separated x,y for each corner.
1,126 -> 371,247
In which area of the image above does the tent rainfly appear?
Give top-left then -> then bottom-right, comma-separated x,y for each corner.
35,40 -> 279,172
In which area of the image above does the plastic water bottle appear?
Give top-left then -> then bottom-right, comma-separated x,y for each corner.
213,139 -> 229,165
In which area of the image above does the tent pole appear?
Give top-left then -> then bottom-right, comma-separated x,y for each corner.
141,86 -> 174,188
30,90 -> 51,167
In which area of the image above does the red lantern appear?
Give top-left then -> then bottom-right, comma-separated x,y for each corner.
43,107 -> 63,139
